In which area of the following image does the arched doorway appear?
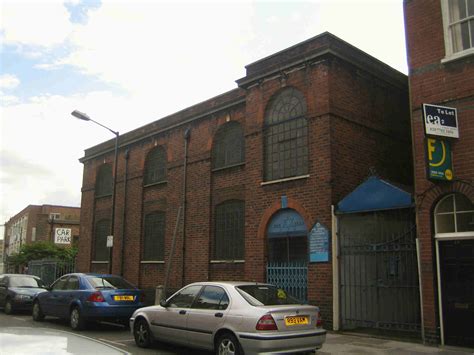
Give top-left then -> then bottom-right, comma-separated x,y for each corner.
266,208 -> 308,302
434,193 -> 474,347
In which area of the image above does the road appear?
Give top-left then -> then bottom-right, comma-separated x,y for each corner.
0,310 -> 212,355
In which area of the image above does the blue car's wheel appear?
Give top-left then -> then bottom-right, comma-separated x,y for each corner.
70,307 -> 86,331
134,318 -> 152,348
32,301 -> 44,321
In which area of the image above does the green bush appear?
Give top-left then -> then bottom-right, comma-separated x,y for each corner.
8,241 -> 78,267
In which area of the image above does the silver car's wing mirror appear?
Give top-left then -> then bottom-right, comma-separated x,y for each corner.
159,299 -> 168,307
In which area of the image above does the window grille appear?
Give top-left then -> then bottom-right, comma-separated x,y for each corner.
144,146 -> 166,185
215,200 -> 244,260
212,122 -> 245,169
95,164 -> 112,197
264,88 -> 308,181
143,212 -> 166,261
94,219 -> 110,261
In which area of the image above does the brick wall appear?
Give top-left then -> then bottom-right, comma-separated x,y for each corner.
404,0 -> 474,345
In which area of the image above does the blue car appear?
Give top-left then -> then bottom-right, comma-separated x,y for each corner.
32,273 -> 145,330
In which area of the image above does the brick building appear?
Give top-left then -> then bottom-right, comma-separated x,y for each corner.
404,0 -> 474,348
77,32 -> 412,328
3,205 -> 81,264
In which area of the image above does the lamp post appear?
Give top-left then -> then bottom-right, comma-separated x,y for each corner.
72,110 -> 119,274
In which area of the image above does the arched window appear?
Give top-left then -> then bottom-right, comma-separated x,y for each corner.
95,164 -> 112,197
435,193 -> 474,234
264,87 -> 308,181
212,121 -> 245,169
144,146 -> 166,185
214,200 -> 244,260
94,219 -> 110,261
143,212 -> 166,261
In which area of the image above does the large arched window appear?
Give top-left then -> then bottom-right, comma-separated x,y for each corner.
95,164 -> 112,197
264,87 -> 308,181
94,219 -> 110,261
214,200 -> 244,260
212,121 -> 245,170
144,146 -> 166,185
435,193 -> 474,234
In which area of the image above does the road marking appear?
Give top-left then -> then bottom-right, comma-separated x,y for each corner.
99,338 -> 134,346
13,317 -> 27,321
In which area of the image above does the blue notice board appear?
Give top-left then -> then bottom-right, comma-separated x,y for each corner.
309,222 -> 330,262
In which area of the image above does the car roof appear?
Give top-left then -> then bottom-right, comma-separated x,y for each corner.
0,274 -> 40,278
187,281 -> 272,287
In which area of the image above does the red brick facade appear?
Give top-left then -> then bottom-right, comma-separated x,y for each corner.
77,33 -> 412,328
404,0 -> 474,346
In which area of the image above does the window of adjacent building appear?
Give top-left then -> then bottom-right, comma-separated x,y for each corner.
31,227 -> 36,242
263,87 -> 308,181
49,213 -> 61,220
214,200 -> 244,260
94,219 -> 110,261
95,164 -> 113,197
442,0 -> 474,58
212,121 -> 245,170
144,146 -> 166,185
142,212 -> 166,261
435,193 -> 474,234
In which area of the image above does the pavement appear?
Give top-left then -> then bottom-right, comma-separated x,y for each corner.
319,332 -> 474,354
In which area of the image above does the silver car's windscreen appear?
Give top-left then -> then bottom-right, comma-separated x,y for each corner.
235,285 -> 302,306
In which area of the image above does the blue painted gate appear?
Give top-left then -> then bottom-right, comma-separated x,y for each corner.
266,261 -> 308,302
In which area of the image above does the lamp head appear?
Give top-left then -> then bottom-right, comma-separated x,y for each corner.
71,110 -> 91,121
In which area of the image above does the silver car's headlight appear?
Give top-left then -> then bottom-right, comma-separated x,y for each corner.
14,294 -> 32,301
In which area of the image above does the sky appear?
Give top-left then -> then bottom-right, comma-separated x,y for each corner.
0,0 -> 408,239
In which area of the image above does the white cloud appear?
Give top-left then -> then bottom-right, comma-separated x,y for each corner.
1,0 -> 73,48
0,74 -> 20,89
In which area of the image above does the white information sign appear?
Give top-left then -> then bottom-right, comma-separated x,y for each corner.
55,228 -> 72,244
107,235 -> 114,248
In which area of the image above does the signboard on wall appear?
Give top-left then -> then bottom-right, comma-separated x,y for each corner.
423,104 -> 459,138
309,222 -> 329,262
54,228 -> 71,244
426,138 -> 453,181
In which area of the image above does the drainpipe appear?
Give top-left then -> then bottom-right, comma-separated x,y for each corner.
181,128 -> 191,286
120,148 -> 130,277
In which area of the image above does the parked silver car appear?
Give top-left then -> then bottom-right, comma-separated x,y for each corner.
130,281 -> 326,354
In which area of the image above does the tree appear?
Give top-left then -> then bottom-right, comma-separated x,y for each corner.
8,241 -> 78,267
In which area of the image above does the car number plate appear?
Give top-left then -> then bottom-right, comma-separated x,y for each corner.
114,295 -> 134,301
285,316 -> 309,326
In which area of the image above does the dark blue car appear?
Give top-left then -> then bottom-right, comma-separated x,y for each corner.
32,273 -> 145,330
0,274 -> 47,314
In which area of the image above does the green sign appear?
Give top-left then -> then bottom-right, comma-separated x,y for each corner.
426,138 -> 453,181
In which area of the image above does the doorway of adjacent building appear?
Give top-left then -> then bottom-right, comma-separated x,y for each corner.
266,208 -> 308,302
438,239 -> 474,348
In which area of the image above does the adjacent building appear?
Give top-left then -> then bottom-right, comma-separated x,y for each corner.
3,205 -> 81,268
77,32 -> 413,329
404,0 -> 474,348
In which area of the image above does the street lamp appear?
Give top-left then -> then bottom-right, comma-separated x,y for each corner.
72,110 -> 119,274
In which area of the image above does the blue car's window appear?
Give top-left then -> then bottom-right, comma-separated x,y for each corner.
87,276 -> 135,290
65,276 -> 80,290
52,277 -> 69,291
9,276 -> 45,288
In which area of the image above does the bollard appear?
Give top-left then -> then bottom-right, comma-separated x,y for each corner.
155,285 -> 164,305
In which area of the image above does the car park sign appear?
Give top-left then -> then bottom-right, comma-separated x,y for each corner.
54,228 -> 72,244
423,104 -> 459,138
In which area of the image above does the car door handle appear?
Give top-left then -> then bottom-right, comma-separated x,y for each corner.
179,310 -> 186,315
215,312 -> 223,318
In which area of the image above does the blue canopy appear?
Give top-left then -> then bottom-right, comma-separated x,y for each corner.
337,176 -> 413,213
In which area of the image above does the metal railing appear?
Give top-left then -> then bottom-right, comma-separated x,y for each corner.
28,259 -> 76,286
267,261 -> 308,302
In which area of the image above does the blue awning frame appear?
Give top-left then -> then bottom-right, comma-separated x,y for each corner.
336,176 -> 413,214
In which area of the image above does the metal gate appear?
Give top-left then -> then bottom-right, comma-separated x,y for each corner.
339,209 -> 421,335
28,259 -> 76,286
267,261 -> 308,302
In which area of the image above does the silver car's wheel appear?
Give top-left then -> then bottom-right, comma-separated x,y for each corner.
134,319 -> 152,348
217,333 -> 242,355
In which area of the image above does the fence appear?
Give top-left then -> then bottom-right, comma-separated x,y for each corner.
28,259 -> 76,286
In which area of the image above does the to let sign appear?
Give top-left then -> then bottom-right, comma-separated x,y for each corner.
55,228 -> 72,244
423,104 -> 459,138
